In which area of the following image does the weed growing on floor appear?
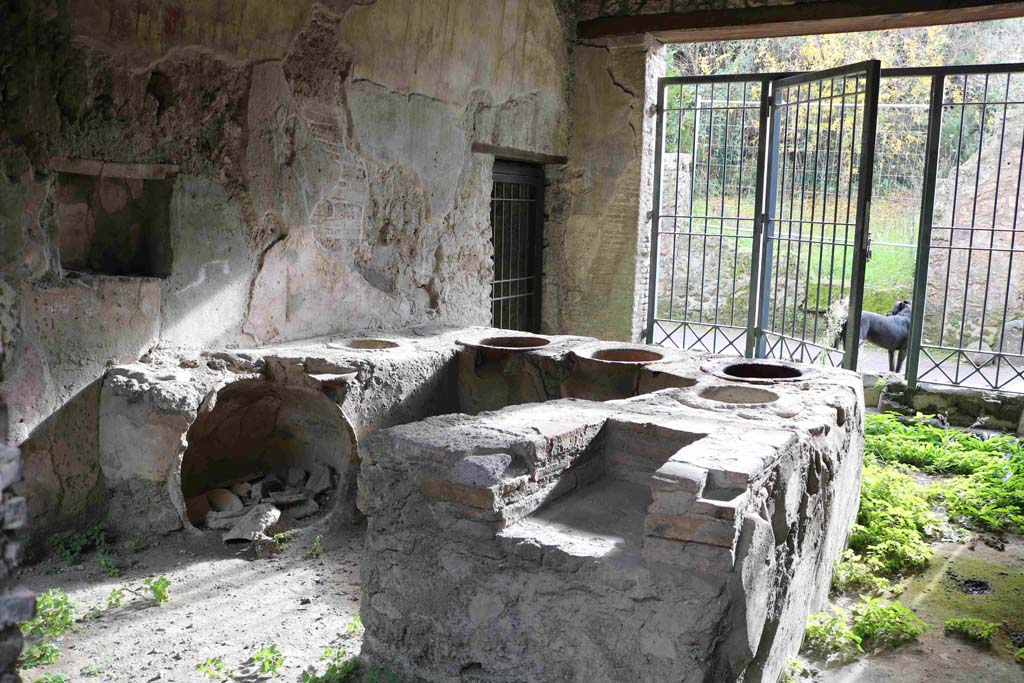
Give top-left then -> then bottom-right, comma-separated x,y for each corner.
344,614 -> 363,635
80,664 -> 104,676
779,658 -> 816,682
143,576 -> 170,605
831,550 -> 901,596
300,647 -> 358,683
1014,646 -> 1024,663
107,587 -> 125,608
19,641 -> 60,669
850,597 -> 928,646
96,550 -> 120,577
866,412 -> 1024,533
196,657 -> 233,681
945,617 -> 1000,644
253,644 -> 284,675
49,523 -> 107,565
22,589 -> 75,639
805,597 -> 928,662
804,607 -> 863,663
309,536 -> 324,558
31,674 -> 69,683
850,457 -> 934,575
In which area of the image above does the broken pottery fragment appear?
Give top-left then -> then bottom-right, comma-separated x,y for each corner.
185,494 -> 213,525
205,507 -> 249,530
304,464 -> 333,498
222,504 -> 282,544
268,489 -> 308,507
206,488 -> 243,512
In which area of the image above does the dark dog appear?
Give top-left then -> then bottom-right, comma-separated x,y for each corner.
835,300 -> 912,372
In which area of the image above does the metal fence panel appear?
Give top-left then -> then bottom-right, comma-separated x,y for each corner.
759,61 -> 880,370
491,162 -> 544,333
647,76 -> 771,354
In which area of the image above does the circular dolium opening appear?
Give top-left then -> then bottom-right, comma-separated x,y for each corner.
344,338 -> 399,350
722,362 -> 803,380
591,348 -> 664,363
700,385 -> 779,405
478,336 -> 551,349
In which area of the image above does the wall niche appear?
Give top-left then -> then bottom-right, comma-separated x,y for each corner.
52,159 -> 177,278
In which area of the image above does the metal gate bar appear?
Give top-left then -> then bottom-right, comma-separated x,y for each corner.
906,65 -> 1024,393
491,161 -> 544,333
759,61 -> 880,370
647,74 -> 773,353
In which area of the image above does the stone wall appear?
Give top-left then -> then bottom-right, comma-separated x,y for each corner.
544,38 -> 664,342
0,0 -> 572,540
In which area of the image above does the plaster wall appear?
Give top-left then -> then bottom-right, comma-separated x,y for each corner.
0,0 -> 572,538
545,38 -> 663,342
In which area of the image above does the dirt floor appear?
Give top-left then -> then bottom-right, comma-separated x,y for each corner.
815,534 -> 1024,682
15,488 -> 1024,683
18,519 -> 365,682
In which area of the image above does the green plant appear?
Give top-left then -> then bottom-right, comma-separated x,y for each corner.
81,664 -> 104,676
143,576 -> 170,605
19,641 -> 60,669
865,412 -> 1024,533
944,617 -> 1000,643
196,656 -> 233,681
253,644 -> 284,675
49,523 -> 107,565
804,607 -> 863,663
308,536 -> 324,558
850,597 -> 928,647
850,457 -> 933,575
21,589 -> 75,639
300,647 -> 358,683
343,614 -> 363,635
831,550 -> 899,596
97,550 -> 120,577
32,674 -> 70,683
1015,646 -> 1024,663
107,587 -> 126,608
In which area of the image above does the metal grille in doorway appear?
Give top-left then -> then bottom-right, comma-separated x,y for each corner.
490,162 -> 544,332
648,62 -> 1024,394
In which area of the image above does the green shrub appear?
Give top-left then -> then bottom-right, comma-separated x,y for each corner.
804,607 -> 863,663
32,674 -> 70,683
832,550 -> 899,596
850,597 -> 928,647
804,597 -> 928,663
944,617 -> 1000,643
49,523 -> 107,565
21,589 -> 75,639
865,412 -> 1024,534
19,641 -> 60,669
1014,646 -> 1024,663
850,459 -> 933,575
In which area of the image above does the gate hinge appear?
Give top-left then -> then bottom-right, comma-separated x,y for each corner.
647,210 -> 654,222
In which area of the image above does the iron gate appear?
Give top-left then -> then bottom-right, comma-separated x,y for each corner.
648,62 -> 1024,393
490,161 -> 544,333
647,61 -> 880,371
